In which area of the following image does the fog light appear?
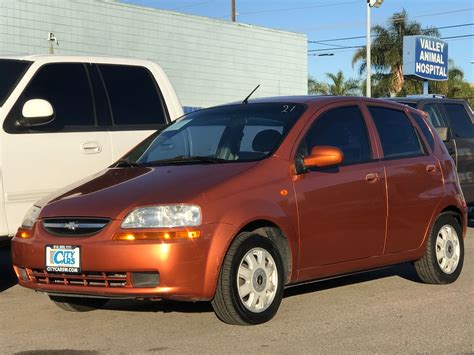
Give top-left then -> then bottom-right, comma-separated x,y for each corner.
131,272 -> 160,288
18,267 -> 29,281
113,230 -> 201,241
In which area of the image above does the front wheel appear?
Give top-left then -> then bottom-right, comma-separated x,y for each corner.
414,213 -> 464,284
49,295 -> 109,312
211,233 -> 284,325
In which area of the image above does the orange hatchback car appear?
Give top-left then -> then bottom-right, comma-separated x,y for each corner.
12,96 -> 466,325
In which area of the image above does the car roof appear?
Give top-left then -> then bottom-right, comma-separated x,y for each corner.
229,95 -> 405,107
388,97 -> 467,104
0,54 -> 157,66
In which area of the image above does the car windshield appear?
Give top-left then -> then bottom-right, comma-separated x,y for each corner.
0,59 -> 31,106
121,103 -> 306,166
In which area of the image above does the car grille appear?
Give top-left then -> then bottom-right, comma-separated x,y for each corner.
28,269 -> 129,288
42,218 -> 110,236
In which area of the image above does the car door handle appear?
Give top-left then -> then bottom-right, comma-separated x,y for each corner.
81,142 -> 102,154
426,164 -> 437,173
365,173 -> 380,183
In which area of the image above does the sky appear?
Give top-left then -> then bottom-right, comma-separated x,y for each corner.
123,0 -> 474,84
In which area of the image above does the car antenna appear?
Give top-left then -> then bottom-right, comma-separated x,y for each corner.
242,85 -> 260,104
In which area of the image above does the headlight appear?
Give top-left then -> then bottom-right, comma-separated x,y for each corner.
121,204 -> 201,229
21,205 -> 42,228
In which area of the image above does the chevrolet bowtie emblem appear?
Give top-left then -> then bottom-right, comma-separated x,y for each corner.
64,222 -> 80,230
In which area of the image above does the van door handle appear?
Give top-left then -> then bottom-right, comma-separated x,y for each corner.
81,142 -> 102,154
365,173 -> 380,183
426,164 -> 437,173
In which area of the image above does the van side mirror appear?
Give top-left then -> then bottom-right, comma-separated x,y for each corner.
435,126 -> 449,142
303,146 -> 344,169
17,99 -> 54,127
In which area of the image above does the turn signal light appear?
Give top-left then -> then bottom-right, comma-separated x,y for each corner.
112,230 -> 201,241
15,229 -> 32,239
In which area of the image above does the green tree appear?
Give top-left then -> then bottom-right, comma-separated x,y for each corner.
430,60 -> 466,97
308,71 -> 359,95
352,9 -> 439,96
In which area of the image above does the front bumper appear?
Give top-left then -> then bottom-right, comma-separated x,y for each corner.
11,221 -> 235,301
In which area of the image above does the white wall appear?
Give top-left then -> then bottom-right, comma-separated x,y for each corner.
0,0 -> 308,108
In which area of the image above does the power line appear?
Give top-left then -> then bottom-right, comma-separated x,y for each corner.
302,8 -> 474,34
217,0 -> 359,18
307,34 -> 474,55
308,23 -> 474,44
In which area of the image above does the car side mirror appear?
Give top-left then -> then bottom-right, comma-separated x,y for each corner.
17,99 -> 54,128
435,126 -> 449,142
303,146 -> 344,169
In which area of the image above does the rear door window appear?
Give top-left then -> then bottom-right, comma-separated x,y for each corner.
301,106 -> 372,165
422,103 -> 446,127
97,64 -> 167,128
369,107 -> 424,159
443,103 -> 474,139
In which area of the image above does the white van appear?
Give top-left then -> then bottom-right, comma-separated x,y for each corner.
0,55 -> 183,239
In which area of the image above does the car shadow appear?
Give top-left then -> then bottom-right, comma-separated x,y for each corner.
0,239 -> 18,292
104,299 -> 214,313
103,262 -> 421,313
283,262 -> 421,299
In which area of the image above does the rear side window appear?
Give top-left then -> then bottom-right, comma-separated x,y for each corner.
422,104 -> 446,127
443,103 -> 474,139
369,107 -> 424,159
302,106 -> 372,165
412,112 -> 435,151
98,65 -> 167,127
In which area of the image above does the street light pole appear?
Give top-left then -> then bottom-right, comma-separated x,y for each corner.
366,0 -> 383,98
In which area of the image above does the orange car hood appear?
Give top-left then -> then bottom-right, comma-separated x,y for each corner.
37,163 -> 257,219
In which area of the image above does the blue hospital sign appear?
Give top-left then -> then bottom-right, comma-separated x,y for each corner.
403,35 -> 448,81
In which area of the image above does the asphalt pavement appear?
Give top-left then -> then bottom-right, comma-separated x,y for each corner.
1,231 -> 473,354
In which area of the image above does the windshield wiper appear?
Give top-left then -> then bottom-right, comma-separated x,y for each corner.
114,159 -> 143,168
144,156 -> 228,166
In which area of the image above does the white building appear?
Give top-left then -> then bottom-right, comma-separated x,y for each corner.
0,0 -> 308,110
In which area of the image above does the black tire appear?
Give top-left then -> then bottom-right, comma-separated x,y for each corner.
211,232 -> 285,325
414,213 -> 464,284
49,295 -> 109,312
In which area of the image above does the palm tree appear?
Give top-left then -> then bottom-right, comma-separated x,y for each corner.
352,9 -> 439,96
430,60 -> 465,97
308,71 -> 359,96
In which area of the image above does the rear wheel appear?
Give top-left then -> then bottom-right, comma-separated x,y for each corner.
414,214 -> 464,284
211,233 -> 284,325
49,295 -> 108,312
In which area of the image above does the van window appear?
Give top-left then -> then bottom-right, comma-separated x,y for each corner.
301,106 -> 372,165
412,112 -> 435,151
0,60 -> 31,106
443,103 -> 474,139
422,104 -> 446,127
369,107 -> 424,159
97,65 -> 167,127
5,63 -> 95,133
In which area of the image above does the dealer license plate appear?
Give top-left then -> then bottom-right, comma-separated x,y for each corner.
45,245 -> 81,273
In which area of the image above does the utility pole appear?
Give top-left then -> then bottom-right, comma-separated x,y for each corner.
232,0 -> 236,22
366,0 -> 383,97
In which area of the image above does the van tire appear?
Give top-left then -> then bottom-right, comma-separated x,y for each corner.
211,233 -> 284,325
414,214 -> 464,284
49,296 -> 108,312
